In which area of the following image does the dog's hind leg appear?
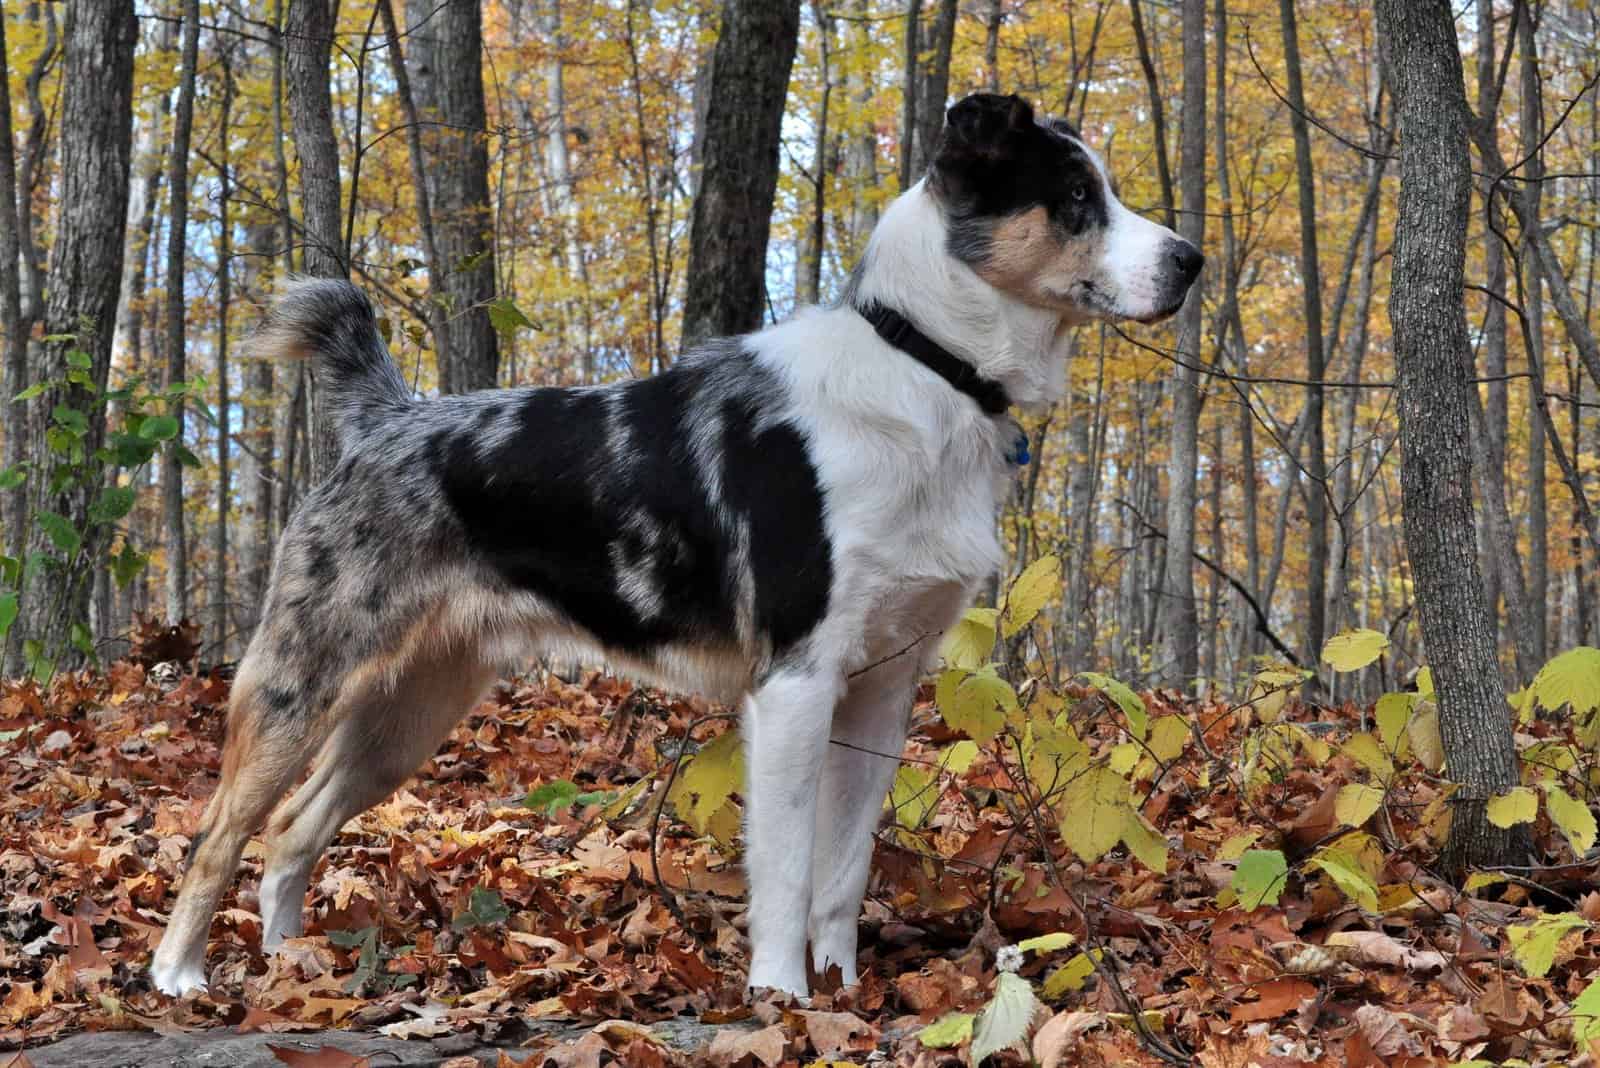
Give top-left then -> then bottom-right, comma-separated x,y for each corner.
742,666 -> 846,995
806,658 -> 917,985
149,672 -> 334,996
258,646 -> 495,949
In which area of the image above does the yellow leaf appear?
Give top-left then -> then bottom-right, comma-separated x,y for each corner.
1079,671 -> 1147,740
1525,647 -> 1600,717
1321,628 -> 1390,672
1017,932 -> 1077,954
1058,765 -> 1132,863
1341,732 -> 1393,781
1508,913 -> 1589,977
1121,811 -> 1168,872
1146,715 -> 1190,764
1486,786 -> 1538,828
1108,742 -> 1138,776
1334,783 -> 1384,828
1002,554 -> 1061,639
706,797 -> 742,846
1217,830 -> 1261,861
1247,668 -> 1307,722
941,608 -> 998,670
1543,782 -> 1597,855
940,740 -> 980,775
1415,666 -> 1435,699
936,666 -> 1017,745
1406,700 -> 1444,772
668,729 -> 744,835
1041,951 -> 1099,998
1374,692 -> 1413,760
888,765 -> 938,827
1024,719 -> 1089,793
1306,849 -> 1379,912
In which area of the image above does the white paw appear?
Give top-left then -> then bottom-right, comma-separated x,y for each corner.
746,964 -> 811,1001
150,953 -> 208,997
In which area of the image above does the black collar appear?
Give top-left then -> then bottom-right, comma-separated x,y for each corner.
854,302 -> 1012,415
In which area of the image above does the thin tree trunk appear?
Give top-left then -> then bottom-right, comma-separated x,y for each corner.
1475,0 -> 1507,640
284,0 -> 345,481
1159,0 -> 1205,687
1127,0 -> 1175,229
10,0 -> 137,675
210,54 -> 234,658
897,0 -> 921,192
983,0 -> 1002,90
796,0 -> 834,307
0,7 -> 26,553
844,0 -> 879,251
537,0 -> 593,380
405,0 -> 499,393
1518,6 -> 1547,665
239,218 -> 277,636
161,0 -> 200,625
1376,0 -> 1525,876
1279,0 -> 1327,665
680,0 -> 801,348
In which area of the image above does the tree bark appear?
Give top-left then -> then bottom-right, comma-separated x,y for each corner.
1127,0 -> 1175,229
161,0 -> 200,625
909,0 -> 958,182
210,52 -> 235,658
1278,0 -> 1327,666
405,0 -> 500,393
1375,0 -> 1525,875
1517,5 -> 1546,665
284,0 -> 345,481
11,0 -> 137,674
680,0 -> 801,348
1158,0 -> 1205,687
0,7 -> 27,556
796,0 -> 834,307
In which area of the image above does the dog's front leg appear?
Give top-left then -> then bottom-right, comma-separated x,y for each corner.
807,658 -> 916,985
741,667 -> 844,996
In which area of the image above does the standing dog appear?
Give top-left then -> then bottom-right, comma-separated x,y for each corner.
150,93 -> 1199,998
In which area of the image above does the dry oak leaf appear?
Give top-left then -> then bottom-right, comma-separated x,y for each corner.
703,1024 -> 788,1068
1229,977 -> 1318,1024
1352,1003 -> 1424,1058
1031,1010 -> 1106,1068
793,1009 -> 876,1055
267,1045 -> 372,1068
1325,930 -> 1446,975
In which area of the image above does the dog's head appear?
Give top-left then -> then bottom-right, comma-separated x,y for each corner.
929,93 -> 1202,325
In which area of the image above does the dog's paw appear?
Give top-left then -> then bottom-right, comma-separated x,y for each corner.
149,955 -> 208,997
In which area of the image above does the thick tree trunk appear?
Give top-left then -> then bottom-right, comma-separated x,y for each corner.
284,0 -> 345,481
680,0 -> 801,348
1278,0 -> 1327,666
10,0 -> 136,675
161,0 -> 200,625
1159,0 -> 1205,687
405,0 -> 500,393
1375,0 -> 1525,876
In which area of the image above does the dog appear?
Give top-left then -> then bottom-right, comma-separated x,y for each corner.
149,92 -> 1200,999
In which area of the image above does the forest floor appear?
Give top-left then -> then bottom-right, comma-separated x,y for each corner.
1,646 -> 1597,1067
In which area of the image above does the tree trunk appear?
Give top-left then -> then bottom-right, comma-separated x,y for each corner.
1158,0 -> 1205,687
239,217 -> 277,637
10,0 -> 137,675
1278,0 -> 1327,666
537,0 -> 593,380
1517,6 -> 1546,666
284,0 -> 345,481
210,55 -> 235,659
844,0 -> 879,253
0,7 -> 26,555
161,0 -> 200,626
405,0 -> 500,393
897,0 -> 920,192
909,0 -> 958,182
983,0 -> 1002,91
796,0 -> 834,307
1375,0 -> 1525,876
1127,0 -> 1175,229
680,0 -> 801,348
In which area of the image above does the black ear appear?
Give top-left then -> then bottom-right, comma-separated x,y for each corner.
939,93 -> 1035,164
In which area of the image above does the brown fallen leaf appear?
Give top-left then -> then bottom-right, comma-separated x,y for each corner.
1229,977 -> 1318,1023
1325,930 -> 1446,975
1032,1010 -> 1105,1068
703,1024 -> 788,1068
1353,1003 -> 1423,1058
266,1045 -> 372,1068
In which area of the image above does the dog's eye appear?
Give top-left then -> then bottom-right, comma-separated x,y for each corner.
1071,182 -> 1090,202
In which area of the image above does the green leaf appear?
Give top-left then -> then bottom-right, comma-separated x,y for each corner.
51,404 -> 88,437
1121,812 -> 1169,872
1321,628 -> 1390,671
1079,671 -> 1147,741
111,546 -> 149,589
1525,647 -> 1600,717
1543,782 -> 1597,856
1571,974 -> 1600,1045
1507,913 -> 1588,978
1016,932 -> 1077,954
0,593 -> 17,639
88,485 -> 136,525
940,607 -> 997,670
970,971 -> 1039,1065
0,464 -> 26,490
524,779 -> 582,816
1230,849 -> 1288,910
917,1012 -> 973,1049
1486,786 -> 1539,828
64,348 -> 92,370
138,414 -> 180,441
939,739 -> 979,775
12,382 -> 47,402
887,764 -> 938,828
1057,765 -> 1132,864
486,297 -> 535,338
1001,553 -> 1060,638
35,511 -> 80,554
451,886 -> 510,931
1306,849 -> 1378,912
1334,783 -> 1385,829
175,444 -> 203,469
1374,692 -> 1414,758
935,665 -> 1016,745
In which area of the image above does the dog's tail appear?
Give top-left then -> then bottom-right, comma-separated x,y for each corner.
250,277 -> 412,433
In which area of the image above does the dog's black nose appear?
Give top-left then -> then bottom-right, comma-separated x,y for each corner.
1171,241 -> 1204,285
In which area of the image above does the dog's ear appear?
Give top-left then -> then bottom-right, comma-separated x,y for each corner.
937,93 -> 1034,166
